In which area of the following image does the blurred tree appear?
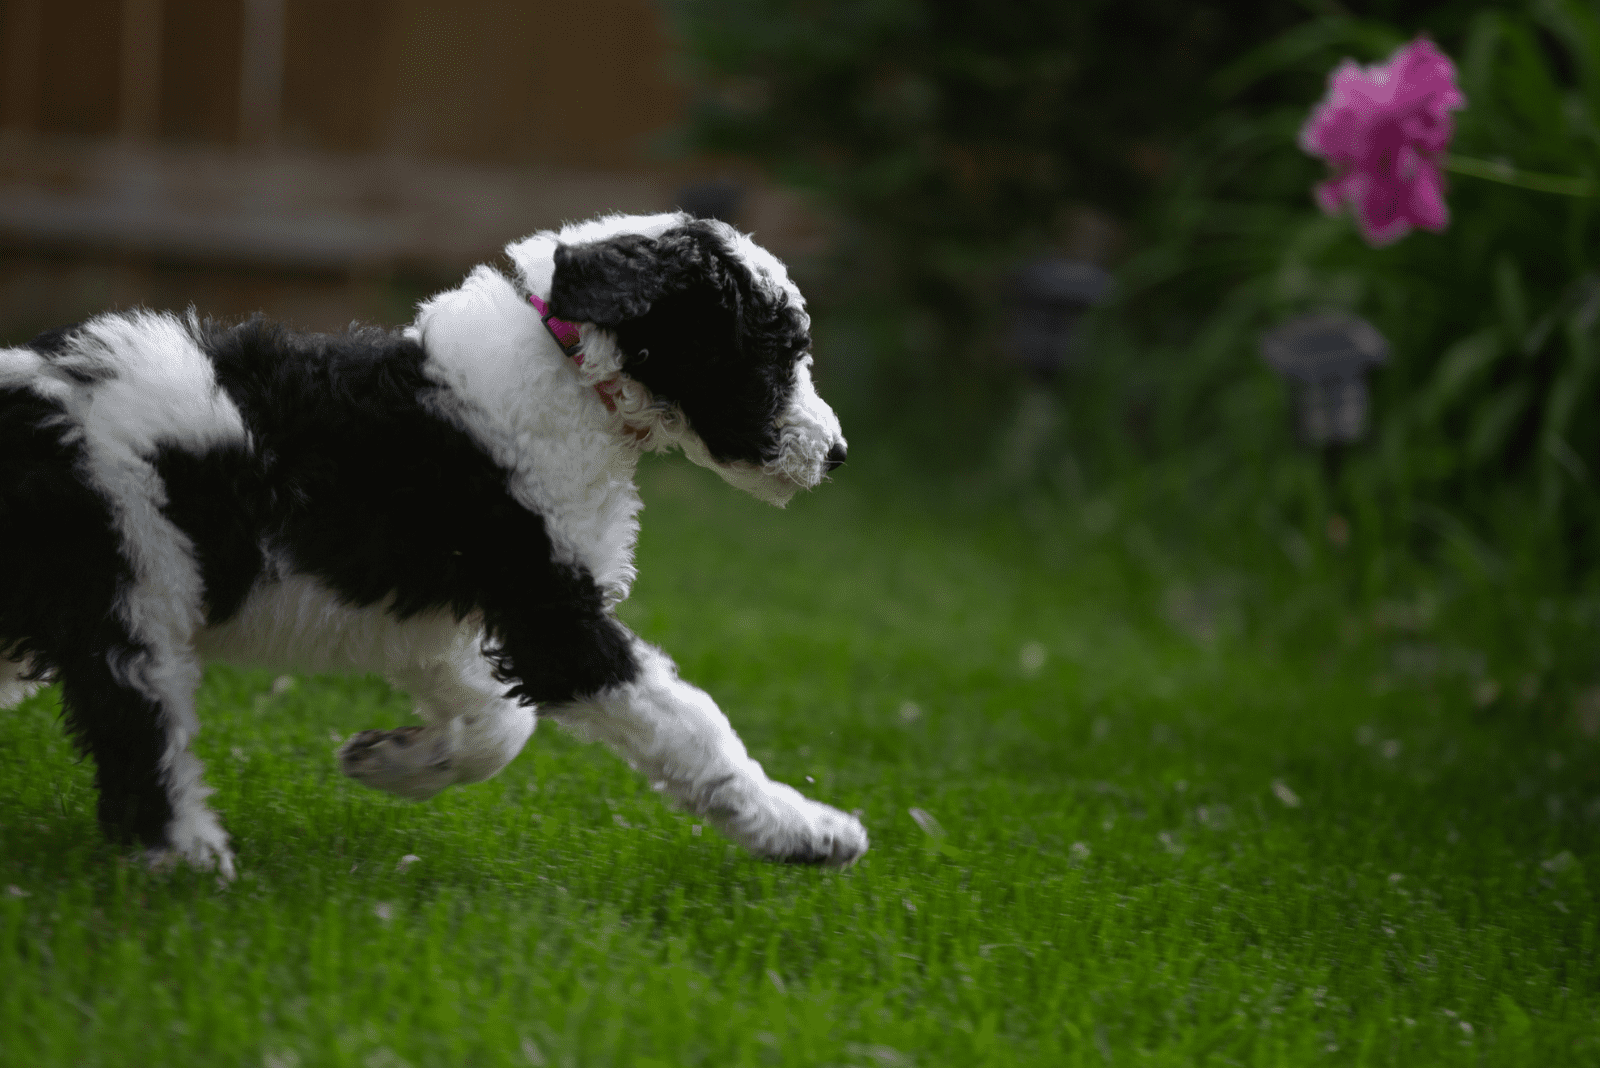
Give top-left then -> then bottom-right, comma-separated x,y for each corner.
667,0 -> 1311,308
668,4 -> 1502,284
669,0 -> 1600,574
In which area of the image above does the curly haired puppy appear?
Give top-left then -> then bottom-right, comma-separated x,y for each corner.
0,213 -> 868,878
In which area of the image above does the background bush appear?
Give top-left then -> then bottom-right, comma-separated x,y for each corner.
668,0 -> 1305,304
668,0 -> 1600,583
1108,1 -> 1600,575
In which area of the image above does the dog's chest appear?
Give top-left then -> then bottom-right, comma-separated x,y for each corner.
508,450 -> 643,609
414,271 -> 644,608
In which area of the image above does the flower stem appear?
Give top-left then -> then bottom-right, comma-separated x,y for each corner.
1444,154 -> 1596,197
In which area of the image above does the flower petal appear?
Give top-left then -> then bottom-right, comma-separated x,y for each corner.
1300,37 -> 1465,246
1408,165 -> 1450,232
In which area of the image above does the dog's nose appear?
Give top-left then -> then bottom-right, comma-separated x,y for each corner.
824,442 -> 847,472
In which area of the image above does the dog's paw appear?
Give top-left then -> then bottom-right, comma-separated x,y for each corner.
0,677 -> 41,709
0,657 -> 41,709
778,797 -> 870,867
146,829 -> 237,882
715,780 -> 869,868
338,726 -> 455,801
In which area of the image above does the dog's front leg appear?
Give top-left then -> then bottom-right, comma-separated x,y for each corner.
548,639 -> 869,867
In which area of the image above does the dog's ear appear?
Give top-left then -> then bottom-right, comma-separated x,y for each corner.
548,226 -> 736,328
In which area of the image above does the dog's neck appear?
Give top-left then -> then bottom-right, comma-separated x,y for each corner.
507,259 -> 683,457
519,282 -> 677,455
525,291 -> 625,416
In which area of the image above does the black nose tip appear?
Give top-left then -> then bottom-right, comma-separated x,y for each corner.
824,442 -> 848,472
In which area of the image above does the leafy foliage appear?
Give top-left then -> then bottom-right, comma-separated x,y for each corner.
1110,1 -> 1600,569
666,0 -> 1305,300
671,0 -> 1600,573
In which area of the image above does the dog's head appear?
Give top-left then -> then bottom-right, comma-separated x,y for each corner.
509,213 -> 845,506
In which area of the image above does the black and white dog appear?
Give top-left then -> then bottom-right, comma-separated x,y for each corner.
0,212 -> 869,878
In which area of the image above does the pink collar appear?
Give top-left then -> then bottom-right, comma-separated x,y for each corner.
527,292 -> 584,359
527,291 -> 621,413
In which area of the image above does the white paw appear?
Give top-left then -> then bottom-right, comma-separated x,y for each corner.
147,829 -> 237,882
0,658 -> 42,708
711,780 -> 870,867
338,726 -> 455,801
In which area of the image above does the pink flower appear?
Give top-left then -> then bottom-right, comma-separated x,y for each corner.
1300,38 -> 1466,246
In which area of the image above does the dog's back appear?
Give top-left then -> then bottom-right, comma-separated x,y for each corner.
1,314 -> 422,650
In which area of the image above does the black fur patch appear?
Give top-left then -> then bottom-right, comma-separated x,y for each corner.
549,221 -> 809,466
59,650 -> 176,845
193,316 -> 640,703
154,444 -> 265,624
28,321 -> 111,384
27,323 -> 79,355
0,386 -> 173,845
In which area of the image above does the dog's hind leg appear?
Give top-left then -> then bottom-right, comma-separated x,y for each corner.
1,455 -> 232,875
1,322 -> 239,876
338,638 -> 535,801
549,638 -> 869,867
54,641 -> 233,879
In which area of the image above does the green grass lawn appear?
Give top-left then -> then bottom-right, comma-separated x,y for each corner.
2,452 -> 1598,1066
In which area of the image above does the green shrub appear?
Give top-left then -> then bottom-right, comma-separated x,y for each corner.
670,0 -> 1600,579
1105,2 -> 1600,574
666,0 -> 1306,303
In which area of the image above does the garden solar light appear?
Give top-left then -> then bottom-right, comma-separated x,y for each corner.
1260,312 -> 1389,446
1004,257 -> 1112,380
